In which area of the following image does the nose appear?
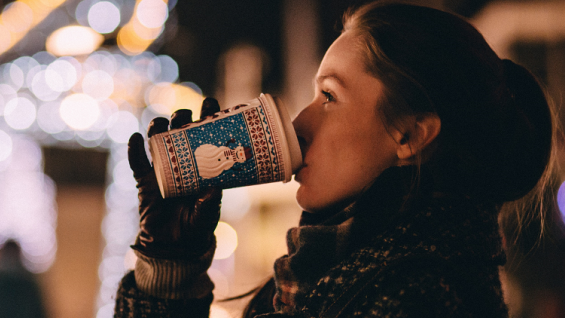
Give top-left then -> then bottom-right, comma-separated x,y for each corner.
292,101 -> 319,155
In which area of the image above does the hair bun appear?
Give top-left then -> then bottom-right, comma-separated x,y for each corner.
494,59 -> 553,201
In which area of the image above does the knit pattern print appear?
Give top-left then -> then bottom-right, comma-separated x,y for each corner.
114,271 -> 214,318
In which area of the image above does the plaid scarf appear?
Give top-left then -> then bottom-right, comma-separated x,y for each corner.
272,167 -> 416,313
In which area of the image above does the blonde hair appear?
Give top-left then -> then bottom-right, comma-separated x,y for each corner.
499,98 -> 564,267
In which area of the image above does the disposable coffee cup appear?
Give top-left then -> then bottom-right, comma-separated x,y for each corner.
149,93 -> 302,198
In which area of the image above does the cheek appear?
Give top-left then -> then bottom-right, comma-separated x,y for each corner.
296,119 -> 398,212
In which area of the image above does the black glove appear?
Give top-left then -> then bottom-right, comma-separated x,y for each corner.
128,98 -> 223,260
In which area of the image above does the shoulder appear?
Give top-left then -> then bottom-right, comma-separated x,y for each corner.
332,254 -> 507,318
343,256 -> 467,317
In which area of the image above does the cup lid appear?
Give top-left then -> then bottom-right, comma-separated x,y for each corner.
259,93 -> 302,182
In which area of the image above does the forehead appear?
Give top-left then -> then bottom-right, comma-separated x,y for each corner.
316,31 -> 369,85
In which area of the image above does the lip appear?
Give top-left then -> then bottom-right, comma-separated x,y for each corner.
294,164 -> 307,183
294,136 -> 308,182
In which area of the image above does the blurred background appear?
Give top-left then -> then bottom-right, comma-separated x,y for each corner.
0,0 -> 563,317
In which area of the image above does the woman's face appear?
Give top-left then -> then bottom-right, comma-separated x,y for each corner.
293,31 -> 401,213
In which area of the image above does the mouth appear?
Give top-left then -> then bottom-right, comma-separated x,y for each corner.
294,163 -> 307,183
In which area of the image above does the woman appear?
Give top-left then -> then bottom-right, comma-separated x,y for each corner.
115,2 -> 559,317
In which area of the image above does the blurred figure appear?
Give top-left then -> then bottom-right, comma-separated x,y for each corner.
0,240 -> 47,318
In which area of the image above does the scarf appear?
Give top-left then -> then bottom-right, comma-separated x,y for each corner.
272,167 -> 417,313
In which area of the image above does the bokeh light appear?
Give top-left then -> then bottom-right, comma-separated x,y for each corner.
0,1 -> 196,315
82,70 -> 114,100
214,222 -> 238,260
0,130 -> 12,161
136,0 -> 168,28
106,111 -> 139,143
84,52 -> 118,76
0,25 -> 11,53
0,83 -> 17,115
46,25 -> 104,56
32,51 -> 56,65
112,159 -> 136,190
2,2 -> 33,33
147,55 -> 178,83
88,1 -> 121,34
221,188 -> 251,222
12,56 -> 40,89
9,63 -> 24,90
31,69 -> 62,101
45,58 -> 78,92
59,93 -> 100,130
146,82 -> 204,117
4,96 -> 36,130
0,136 -> 57,273
37,101 -> 66,134
116,0 -> 170,55
0,0 -> 66,56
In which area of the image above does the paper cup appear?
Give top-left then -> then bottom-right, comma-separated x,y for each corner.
149,93 -> 302,198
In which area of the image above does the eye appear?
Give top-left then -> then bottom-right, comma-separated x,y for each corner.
322,90 -> 334,103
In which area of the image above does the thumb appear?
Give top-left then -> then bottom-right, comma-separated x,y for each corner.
192,188 -> 223,232
128,133 -> 152,179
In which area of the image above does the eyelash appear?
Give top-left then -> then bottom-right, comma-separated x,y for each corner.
322,90 -> 334,103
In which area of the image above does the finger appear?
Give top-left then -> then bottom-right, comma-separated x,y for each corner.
170,109 -> 193,129
192,188 -> 223,231
148,117 -> 170,138
200,97 -> 220,120
128,133 -> 152,179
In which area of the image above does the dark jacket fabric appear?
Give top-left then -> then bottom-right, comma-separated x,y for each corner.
114,167 -> 508,317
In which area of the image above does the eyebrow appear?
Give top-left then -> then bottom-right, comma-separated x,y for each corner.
314,73 -> 347,89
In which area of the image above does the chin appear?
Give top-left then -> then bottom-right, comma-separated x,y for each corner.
296,186 -> 353,214
296,186 -> 324,213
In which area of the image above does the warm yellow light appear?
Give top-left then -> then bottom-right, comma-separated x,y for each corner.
147,83 -> 204,117
146,82 -> 175,113
1,2 -> 33,33
112,68 -> 144,104
214,222 -> 238,260
0,24 -> 11,53
0,0 -> 66,55
116,24 -> 154,56
116,0 -> 168,56
132,18 -> 163,40
34,0 -> 66,9
46,26 -> 104,56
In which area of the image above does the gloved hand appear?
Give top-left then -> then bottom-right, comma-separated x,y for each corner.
128,98 -> 223,260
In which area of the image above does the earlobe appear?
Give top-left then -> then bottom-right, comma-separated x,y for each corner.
396,114 -> 441,162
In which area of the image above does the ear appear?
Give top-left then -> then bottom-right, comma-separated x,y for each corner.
396,113 -> 441,163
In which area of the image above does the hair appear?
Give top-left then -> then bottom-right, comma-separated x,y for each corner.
342,0 -> 563,266
343,1 -> 556,203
